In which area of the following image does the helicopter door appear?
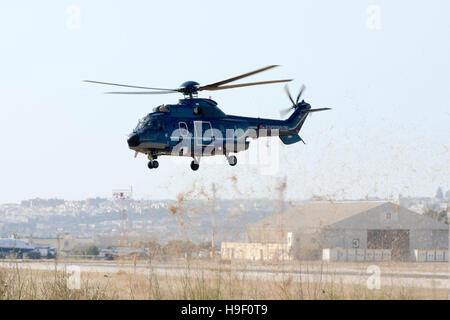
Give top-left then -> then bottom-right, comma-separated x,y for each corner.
171,122 -> 190,142
194,121 -> 213,146
178,122 -> 189,137
155,120 -> 168,143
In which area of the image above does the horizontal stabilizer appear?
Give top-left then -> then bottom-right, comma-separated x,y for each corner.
279,134 -> 302,145
305,108 -> 332,113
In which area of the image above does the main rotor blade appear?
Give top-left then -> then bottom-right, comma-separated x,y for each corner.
83,80 -> 177,92
106,91 -> 178,94
295,84 -> 306,104
199,79 -> 292,91
279,107 -> 294,118
284,85 -> 296,107
200,65 -> 280,89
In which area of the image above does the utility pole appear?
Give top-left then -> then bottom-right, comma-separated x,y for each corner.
211,183 -> 217,259
277,176 -> 287,260
113,188 -> 133,247
56,233 -> 60,267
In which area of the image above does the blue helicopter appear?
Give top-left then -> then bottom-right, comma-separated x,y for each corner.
85,65 -> 330,171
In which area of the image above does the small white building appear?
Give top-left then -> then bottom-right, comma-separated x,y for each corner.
221,241 -> 292,261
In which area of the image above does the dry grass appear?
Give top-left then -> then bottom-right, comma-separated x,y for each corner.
0,260 -> 447,300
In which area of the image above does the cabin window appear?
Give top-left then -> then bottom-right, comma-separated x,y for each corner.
179,122 -> 189,136
160,105 -> 170,113
153,105 -> 170,113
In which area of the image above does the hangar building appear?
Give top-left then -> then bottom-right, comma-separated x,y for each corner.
0,238 -> 34,257
244,201 -> 448,261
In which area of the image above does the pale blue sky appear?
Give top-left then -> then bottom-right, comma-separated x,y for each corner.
0,1 -> 449,203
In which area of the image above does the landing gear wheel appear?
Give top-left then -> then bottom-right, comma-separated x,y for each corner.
190,160 -> 199,171
148,160 -> 159,169
228,155 -> 237,166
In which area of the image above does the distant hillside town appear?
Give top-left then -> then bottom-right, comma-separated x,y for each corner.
0,197 -> 291,244
0,187 -> 448,259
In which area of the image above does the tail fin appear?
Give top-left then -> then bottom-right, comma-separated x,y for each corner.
286,105 -> 331,131
278,108 -> 307,145
286,105 -> 309,131
279,103 -> 330,145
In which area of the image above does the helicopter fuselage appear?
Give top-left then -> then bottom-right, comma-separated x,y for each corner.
85,65 -> 330,170
127,98 -> 310,159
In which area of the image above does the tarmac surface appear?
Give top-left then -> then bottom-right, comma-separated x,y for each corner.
1,260 -> 449,290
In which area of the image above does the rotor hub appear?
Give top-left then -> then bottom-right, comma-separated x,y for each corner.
179,81 -> 200,96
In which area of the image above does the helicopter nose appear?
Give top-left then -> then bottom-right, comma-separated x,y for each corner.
127,134 -> 140,147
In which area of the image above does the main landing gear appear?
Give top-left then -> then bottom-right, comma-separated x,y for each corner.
147,155 -> 159,170
226,154 -> 237,166
189,155 -> 237,171
190,160 -> 199,171
190,156 -> 200,171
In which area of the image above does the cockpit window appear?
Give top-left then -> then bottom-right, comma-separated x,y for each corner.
134,117 -> 152,132
134,119 -> 145,131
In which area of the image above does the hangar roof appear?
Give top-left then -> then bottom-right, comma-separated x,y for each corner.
248,201 -> 448,231
249,201 -> 387,230
329,202 -> 448,230
0,238 -> 33,249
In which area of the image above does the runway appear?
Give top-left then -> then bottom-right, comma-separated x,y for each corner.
1,260 -> 448,290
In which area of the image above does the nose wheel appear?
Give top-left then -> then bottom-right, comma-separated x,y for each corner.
148,160 -> 159,169
147,154 -> 159,169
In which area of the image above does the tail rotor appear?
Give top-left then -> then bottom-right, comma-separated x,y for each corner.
280,84 -> 331,118
280,84 -> 306,118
